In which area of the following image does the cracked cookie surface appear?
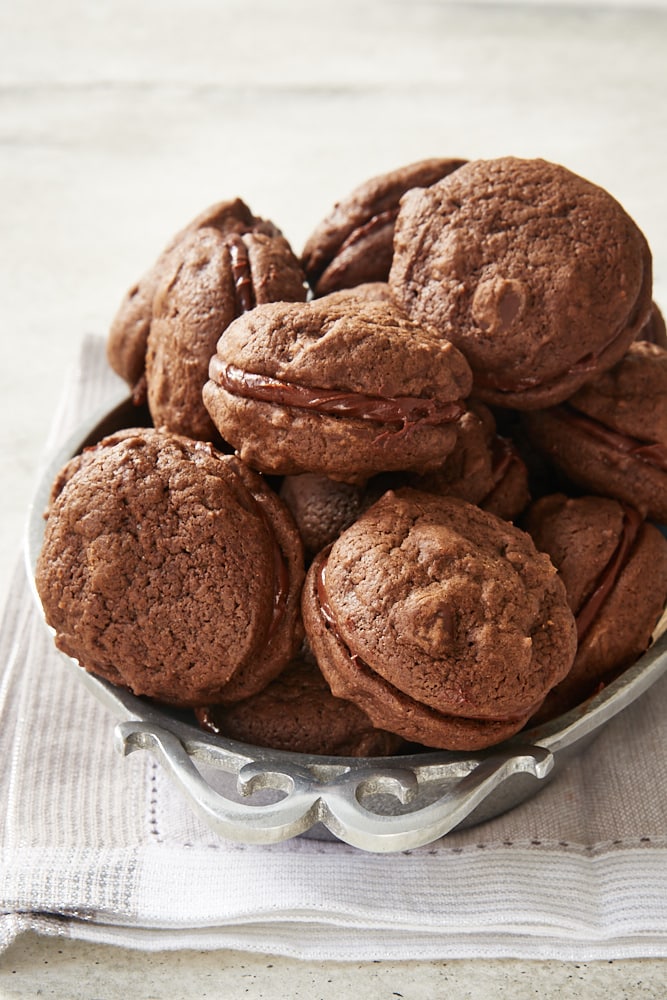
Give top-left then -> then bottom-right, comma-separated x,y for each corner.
36,428 -> 304,707
389,157 -> 652,409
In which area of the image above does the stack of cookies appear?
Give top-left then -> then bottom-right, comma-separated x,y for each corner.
35,156 -> 667,756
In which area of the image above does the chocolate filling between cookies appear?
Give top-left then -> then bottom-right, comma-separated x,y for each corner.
313,208 -> 398,283
574,504 -> 644,641
211,360 -> 466,436
555,405 -> 667,473
336,208 -> 398,257
479,435 -> 520,504
225,234 -> 256,315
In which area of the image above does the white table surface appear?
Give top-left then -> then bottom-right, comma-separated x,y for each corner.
2,0 -> 667,994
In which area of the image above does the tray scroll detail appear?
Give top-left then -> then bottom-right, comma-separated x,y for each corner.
116,719 -> 554,852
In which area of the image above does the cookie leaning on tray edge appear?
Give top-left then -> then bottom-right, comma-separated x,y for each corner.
34,155 -> 667,757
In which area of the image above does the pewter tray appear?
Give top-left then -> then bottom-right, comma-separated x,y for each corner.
25,393 -> 667,853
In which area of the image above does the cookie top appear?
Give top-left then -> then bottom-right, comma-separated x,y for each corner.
303,490 -> 576,730
196,654 -> 403,757
302,157 -> 466,295
302,566 -> 535,750
146,224 -> 306,440
203,292 -> 473,483
106,198 -> 303,394
35,428 -> 304,707
389,157 -> 653,409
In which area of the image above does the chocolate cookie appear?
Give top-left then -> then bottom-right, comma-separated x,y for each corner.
524,493 -> 667,721
389,157 -> 653,409
107,198 -> 306,397
146,224 -> 306,440
302,489 -> 577,749
314,281 -> 396,307
35,428 -> 304,707
280,473 -> 367,557
279,464 -> 400,558
203,291 -> 473,484
302,158 -> 466,296
195,653 -> 403,757
409,401 -> 530,521
522,341 -> 667,522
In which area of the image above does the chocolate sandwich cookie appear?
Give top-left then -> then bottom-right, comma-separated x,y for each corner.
389,157 -> 653,409
146,224 -> 306,440
107,198 -> 306,397
302,157 -> 466,296
301,489 -> 577,750
35,428 -> 304,707
196,653 -> 404,757
409,401 -> 530,521
522,341 -> 667,522
203,291 -> 473,484
524,493 -> 667,722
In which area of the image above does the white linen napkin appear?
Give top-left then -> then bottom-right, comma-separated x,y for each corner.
1,335 -> 666,961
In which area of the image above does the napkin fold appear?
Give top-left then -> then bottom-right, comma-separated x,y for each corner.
2,335 -> 667,961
